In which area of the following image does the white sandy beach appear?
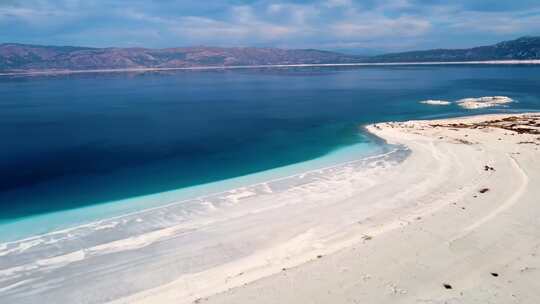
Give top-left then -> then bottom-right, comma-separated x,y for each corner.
118,113 -> 540,304
199,113 -> 540,304
1,113 -> 539,304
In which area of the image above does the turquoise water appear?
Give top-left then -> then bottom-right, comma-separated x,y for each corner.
1,65 -> 539,240
0,140 -> 392,241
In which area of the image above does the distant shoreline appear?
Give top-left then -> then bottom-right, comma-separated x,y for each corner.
2,60 -> 540,76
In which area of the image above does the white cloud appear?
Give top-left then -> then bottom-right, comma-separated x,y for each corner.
0,6 -> 68,21
332,15 -> 431,39
120,1 -> 432,46
1,0 -> 539,50
324,0 -> 352,8
447,9 -> 540,34
376,0 -> 412,11
124,6 -> 300,45
266,3 -> 319,25
175,15 -> 296,42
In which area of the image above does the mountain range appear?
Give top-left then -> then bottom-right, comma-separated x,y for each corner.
368,36 -> 540,62
1,36 -> 539,73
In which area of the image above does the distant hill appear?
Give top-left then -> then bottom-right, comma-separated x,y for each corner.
1,36 -> 539,73
368,36 -> 540,62
0,44 -> 365,72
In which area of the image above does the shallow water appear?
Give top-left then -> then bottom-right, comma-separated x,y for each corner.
1,65 -> 539,240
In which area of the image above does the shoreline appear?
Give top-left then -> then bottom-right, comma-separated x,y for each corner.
0,144 -> 408,303
0,142 -> 397,244
1,60 -> 540,76
0,139 -> 389,243
1,113 -> 539,303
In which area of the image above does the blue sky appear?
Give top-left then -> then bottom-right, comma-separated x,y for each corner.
1,0 -> 539,53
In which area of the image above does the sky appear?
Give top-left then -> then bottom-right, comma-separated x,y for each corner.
0,0 -> 539,54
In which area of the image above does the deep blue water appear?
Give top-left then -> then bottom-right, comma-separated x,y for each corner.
1,65 -> 539,222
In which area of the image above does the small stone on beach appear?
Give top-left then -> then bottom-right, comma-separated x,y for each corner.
362,235 -> 373,241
